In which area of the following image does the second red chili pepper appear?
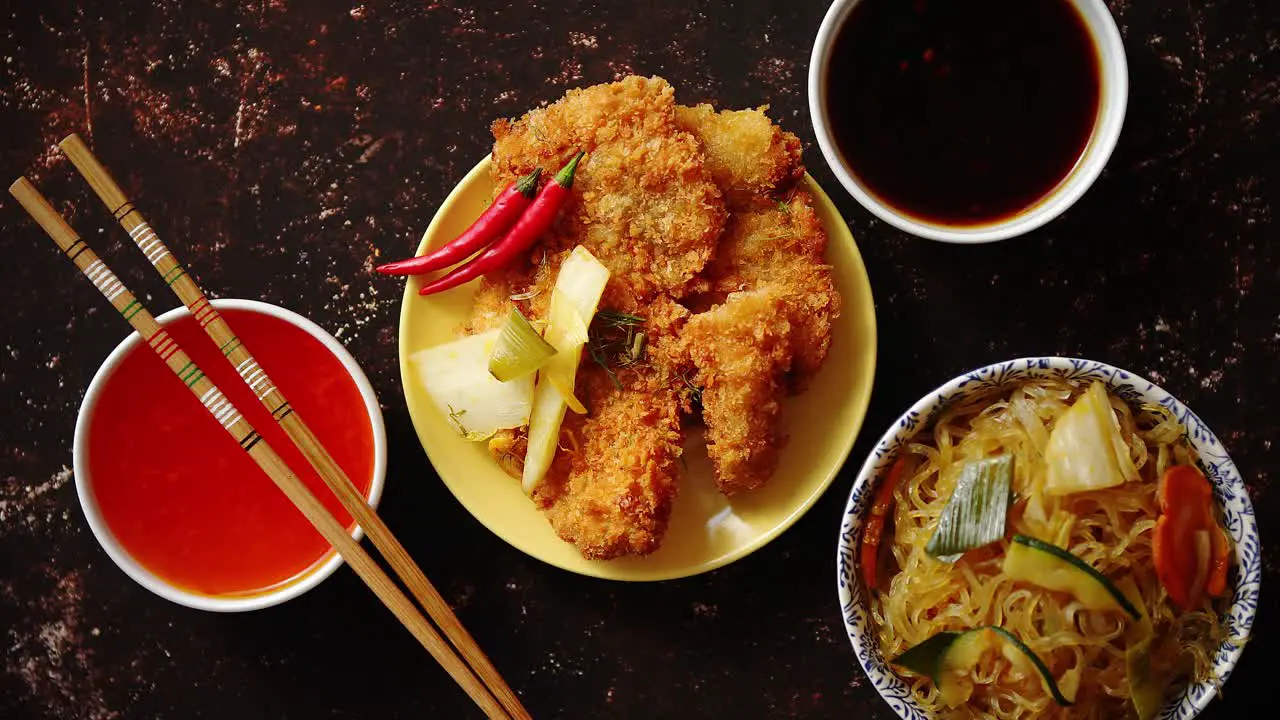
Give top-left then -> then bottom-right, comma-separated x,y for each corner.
418,151 -> 584,297
376,167 -> 543,276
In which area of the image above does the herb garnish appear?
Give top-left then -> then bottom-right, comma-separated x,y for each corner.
447,404 -> 470,436
680,368 -> 704,406
587,310 -> 647,389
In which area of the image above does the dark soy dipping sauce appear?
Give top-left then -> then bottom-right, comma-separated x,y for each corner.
827,0 -> 1101,226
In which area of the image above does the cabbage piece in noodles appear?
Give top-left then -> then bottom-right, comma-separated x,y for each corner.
1044,380 -> 1138,495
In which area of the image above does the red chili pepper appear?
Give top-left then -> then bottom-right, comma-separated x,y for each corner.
860,456 -> 911,591
376,168 -> 542,276
419,151 -> 584,297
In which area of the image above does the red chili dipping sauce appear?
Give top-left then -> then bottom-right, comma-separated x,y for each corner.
86,307 -> 375,597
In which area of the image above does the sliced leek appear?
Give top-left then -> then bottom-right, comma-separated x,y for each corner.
926,455 -> 1013,561
488,308 -> 557,382
521,246 -> 610,494
543,293 -> 590,414
412,329 -> 534,441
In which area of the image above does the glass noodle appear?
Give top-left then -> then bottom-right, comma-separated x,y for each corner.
873,378 -> 1225,718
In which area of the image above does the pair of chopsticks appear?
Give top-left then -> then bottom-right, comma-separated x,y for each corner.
11,135 -> 530,720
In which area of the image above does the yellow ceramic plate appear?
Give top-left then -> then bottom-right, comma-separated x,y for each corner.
398,158 -> 877,580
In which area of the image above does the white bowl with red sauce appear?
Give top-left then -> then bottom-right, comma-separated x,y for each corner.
73,299 -> 387,612
809,0 -> 1129,243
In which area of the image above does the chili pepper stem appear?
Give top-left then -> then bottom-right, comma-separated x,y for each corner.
514,167 -> 543,196
555,152 -> 585,189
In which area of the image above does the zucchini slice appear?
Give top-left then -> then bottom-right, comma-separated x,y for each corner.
892,630 -> 966,681
893,629 -> 993,707
488,308 -> 557,382
892,626 -> 1073,708
1004,534 -> 1141,620
989,627 -> 1075,707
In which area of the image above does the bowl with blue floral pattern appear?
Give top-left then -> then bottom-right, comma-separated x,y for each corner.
836,357 -> 1258,719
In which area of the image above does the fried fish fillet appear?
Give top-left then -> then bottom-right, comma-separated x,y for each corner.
490,76 -> 727,310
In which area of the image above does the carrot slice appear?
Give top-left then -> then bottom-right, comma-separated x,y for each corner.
1154,465 -> 1229,610
860,457 -> 910,590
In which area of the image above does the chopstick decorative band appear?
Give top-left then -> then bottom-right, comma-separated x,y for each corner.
149,329 -> 180,361
65,238 -> 90,263
83,259 -> 127,302
130,222 -> 170,264
198,387 -> 243,431
111,200 -> 137,221
234,357 -> 278,401
271,400 -> 293,421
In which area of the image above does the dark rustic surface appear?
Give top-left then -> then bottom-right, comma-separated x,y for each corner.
1,1 -> 1276,718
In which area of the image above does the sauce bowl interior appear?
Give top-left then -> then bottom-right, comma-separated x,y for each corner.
72,298 -> 387,613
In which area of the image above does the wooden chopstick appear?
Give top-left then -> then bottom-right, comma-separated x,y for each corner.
56,135 -> 531,720
9,177 -> 511,720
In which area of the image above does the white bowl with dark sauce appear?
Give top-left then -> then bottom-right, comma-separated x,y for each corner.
809,0 -> 1129,243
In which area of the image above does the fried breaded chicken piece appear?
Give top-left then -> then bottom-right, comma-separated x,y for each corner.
529,296 -> 691,558
674,103 -> 804,209
702,190 -> 839,391
490,76 -> 726,309
536,376 -> 683,558
684,288 -> 794,494
476,76 -> 720,558
684,190 -> 839,493
672,102 -> 836,492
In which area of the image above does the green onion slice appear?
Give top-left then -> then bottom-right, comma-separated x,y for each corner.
488,308 -> 557,382
926,455 -> 1014,561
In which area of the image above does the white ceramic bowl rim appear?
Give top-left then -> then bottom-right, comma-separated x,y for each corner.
836,357 -> 1260,719
72,298 -> 387,613
808,0 -> 1130,244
